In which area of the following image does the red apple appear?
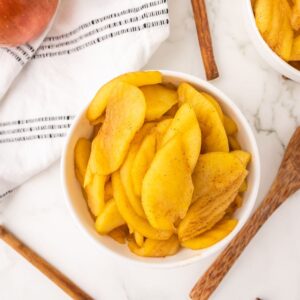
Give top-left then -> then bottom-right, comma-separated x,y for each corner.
0,0 -> 58,46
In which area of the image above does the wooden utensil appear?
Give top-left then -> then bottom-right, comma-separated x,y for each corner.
190,127 -> 300,300
0,225 -> 93,300
191,0 -> 219,80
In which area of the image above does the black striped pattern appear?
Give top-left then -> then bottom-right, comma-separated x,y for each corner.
0,124 -> 71,135
33,19 -> 169,59
0,0 -> 168,63
0,115 -> 74,144
38,9 -> 168,51
0,115 -> 74,127
1,44 -> 36,66
0,189 -> 13,199
44,0 -> 167,42
2,48 -> 25,66
15,46 -> 32,60
0,132 -> 67,144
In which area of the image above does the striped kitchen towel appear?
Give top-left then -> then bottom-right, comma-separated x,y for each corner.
0,0 -> 169,199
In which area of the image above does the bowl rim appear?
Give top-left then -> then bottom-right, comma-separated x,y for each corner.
243,0 -> 300,82
61,70 -> 261,268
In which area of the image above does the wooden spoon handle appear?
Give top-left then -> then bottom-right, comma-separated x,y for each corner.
190,170 -> 300,300
0,226 -> 93,300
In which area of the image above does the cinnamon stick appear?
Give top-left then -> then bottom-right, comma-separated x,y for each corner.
191,0 -> 219,80
0,225 -> 93,300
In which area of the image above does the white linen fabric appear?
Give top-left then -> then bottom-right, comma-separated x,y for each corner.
0,0 -> 169,199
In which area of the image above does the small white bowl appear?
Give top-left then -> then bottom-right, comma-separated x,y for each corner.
61,70 -> 260,268
243,0 -> 300,82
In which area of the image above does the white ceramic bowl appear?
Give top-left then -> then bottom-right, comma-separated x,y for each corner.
243,0 -> 300,82
61,70 -> 260,268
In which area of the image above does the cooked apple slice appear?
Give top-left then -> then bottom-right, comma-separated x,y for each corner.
112,172 -> 173,240
86,71 -> 162,121
181,218 -> 238,249
202,92 -> 224,122
178,83 -> 228,153
178,172 -> 246,241
104,180 -> 113,201
274,6 -> 293,61
264,0 -> 281,47
153,118 -> 172,148
291,0 -> 300,30
142,136 -> 194,231
74,138 -> 91,186
120,123 -> 155,217
192,152 -> 247,203
95,198 -> 125,234
254,0 -> 273,37
131,133 -> 156,197
141,84 -> 177,121
134,232 -> 144,247
89,81 -> 146,175
108,225 -> 128,244
128,235 -> 180,257
85,173 -> 107,217
160,103 -> 201,171
290,35 -> 300,60
223,115 -> 238,136
231,150 -> 251,167
228,136 -> 241,150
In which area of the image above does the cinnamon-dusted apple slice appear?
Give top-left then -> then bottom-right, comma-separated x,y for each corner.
192,152 -> 247,203
160,103 -> 201,171
141,84 -> 177,121
128,235 -> 180,257
95,198 -> 125,234
291,0 -> 300,30
112,172 -> 173,240
231,150 -> 251,167
131,132 -> 156,198
201,92 -> 224,122
89,81 -> 146,175
178,83 -> 228,153
153,118 -> 172,148
74,138 -> 91,187
86,71 -> 162,121
181,218 -> 238,250
120,123 -> 155,217
108,225 -> 128,244
142,135 -> 194,231
134,232 -> 144,247
178,171 -> 247,241
85,173 -> 107,217
223,115 -> 238,136
254,0 -> 273,37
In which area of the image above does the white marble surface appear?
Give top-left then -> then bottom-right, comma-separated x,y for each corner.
1,0 -> 300,299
